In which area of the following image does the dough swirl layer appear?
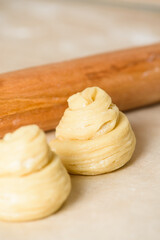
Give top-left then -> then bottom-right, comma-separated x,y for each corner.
51,87 -> 136,175
0,125 -> 71,222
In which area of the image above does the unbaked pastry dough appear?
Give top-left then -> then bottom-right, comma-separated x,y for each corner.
0,125 -> 71,222
51,87 -> 136,175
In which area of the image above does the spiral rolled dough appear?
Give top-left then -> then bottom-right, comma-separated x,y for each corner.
0,125 -> 71,222
51,87 -> 136,175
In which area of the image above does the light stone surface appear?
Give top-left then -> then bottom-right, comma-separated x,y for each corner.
0,0 -> 160,239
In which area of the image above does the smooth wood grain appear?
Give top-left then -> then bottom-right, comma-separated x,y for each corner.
0,43 -> 160,137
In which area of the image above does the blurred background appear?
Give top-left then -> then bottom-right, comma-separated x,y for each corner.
0,0 -> 160,73
0,2 -> 160,240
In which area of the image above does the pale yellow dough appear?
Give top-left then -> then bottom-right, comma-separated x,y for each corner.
51,87 -> 136,175
0,125 -> 71,222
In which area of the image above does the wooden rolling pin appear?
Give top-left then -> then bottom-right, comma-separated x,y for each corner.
0,43 -> 160,137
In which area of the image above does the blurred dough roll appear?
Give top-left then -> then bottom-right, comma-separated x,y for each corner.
51,87 -> 136,175
0,125 -> 71,222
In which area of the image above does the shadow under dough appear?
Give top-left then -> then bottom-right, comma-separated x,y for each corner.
60,175 -> 86,211
123,118 -> 151,169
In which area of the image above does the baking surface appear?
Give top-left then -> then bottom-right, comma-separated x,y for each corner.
0,0 -> 160,239
0,105 -> 160,239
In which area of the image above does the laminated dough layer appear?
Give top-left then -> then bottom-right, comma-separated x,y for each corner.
51,87 -> 136,175
0,125 -> 71,222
